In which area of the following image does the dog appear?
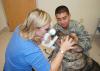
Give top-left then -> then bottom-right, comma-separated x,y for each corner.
48,31 -> 100,71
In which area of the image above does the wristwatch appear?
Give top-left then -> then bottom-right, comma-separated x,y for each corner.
59,50 -> 64,54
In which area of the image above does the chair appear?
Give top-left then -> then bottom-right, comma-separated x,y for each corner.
92,20 -> 100,42
97,26 -> 100,32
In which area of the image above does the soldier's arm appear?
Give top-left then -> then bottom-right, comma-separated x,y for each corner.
75,24 -> 91,53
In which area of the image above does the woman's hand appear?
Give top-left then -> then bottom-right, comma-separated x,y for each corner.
60,36 -> 76,53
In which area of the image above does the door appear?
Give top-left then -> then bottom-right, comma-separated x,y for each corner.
3,0 -> 36,31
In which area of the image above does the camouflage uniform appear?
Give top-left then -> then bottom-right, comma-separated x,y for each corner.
40,20 -> 100,71
48,20 -> 92,71
53,20 -> 91,53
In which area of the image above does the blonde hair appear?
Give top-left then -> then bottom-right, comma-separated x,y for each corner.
19,9 -> 51,39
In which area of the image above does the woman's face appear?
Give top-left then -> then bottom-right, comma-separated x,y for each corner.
35,22 -> 50,40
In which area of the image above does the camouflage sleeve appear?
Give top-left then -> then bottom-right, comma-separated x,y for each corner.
53,23 -> 58,30
75,24 -> 91,53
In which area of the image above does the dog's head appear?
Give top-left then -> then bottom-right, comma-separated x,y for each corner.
56,31 -> 83,53
69,33 -> 83,53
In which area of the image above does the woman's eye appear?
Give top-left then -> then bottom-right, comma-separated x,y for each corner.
37,27 -> 41,29
45,28 -> 50,31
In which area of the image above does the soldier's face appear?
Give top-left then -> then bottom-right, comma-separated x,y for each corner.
56,12 -> 71,29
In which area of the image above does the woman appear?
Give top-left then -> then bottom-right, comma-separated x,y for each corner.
4,9 -> 75,71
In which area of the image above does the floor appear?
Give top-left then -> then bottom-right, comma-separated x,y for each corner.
0,28 -> 12,71
0,27 -> 100,71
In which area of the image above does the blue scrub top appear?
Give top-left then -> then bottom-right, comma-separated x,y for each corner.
4,27 -> 50,71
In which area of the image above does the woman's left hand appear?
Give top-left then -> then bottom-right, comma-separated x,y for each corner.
60,36 -> 76,53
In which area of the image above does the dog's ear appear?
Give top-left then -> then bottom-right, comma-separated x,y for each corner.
69,33 -> 78,42
72,45 -> 83,53
68,33 -> 83,53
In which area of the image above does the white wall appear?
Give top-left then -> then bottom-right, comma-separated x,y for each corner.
37,0 -> 100,34
0,0 -> 100,34
0,0 -> 7,31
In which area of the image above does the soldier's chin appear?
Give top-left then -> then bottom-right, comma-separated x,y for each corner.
62,25 -> 68,29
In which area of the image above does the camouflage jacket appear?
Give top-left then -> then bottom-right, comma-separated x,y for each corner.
53,20 -> 91,53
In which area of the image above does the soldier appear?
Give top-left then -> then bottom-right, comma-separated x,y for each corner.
54,5 -> 91,54
48,5 -> 92,71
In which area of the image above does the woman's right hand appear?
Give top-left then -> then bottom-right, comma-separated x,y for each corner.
60,36 -> 76,53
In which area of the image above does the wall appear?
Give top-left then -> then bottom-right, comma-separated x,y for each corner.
0,0 -> 100,34
0,0 -> 7,31
37,0 -> 100,34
